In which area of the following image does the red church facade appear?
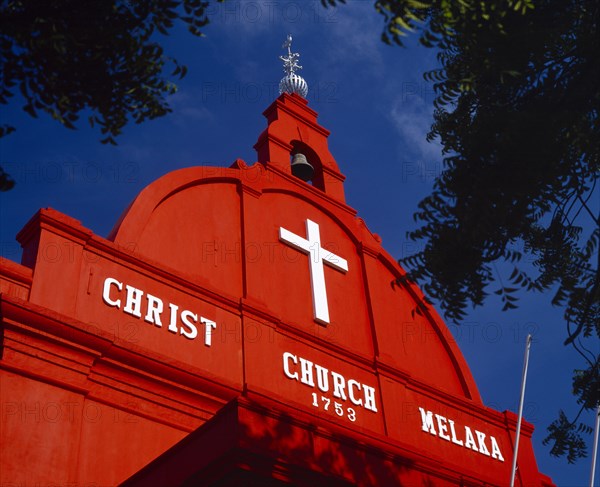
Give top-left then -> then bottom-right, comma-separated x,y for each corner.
1,92 -> 554,486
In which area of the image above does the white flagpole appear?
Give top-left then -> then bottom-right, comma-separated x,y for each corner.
510,333 -> 533,487
590,404 -> 600,487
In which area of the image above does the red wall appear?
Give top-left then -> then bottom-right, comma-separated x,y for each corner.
0,94 -> 553,486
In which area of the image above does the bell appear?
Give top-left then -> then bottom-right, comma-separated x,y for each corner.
290,153 -> 314,182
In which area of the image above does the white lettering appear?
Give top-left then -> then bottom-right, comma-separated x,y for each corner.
180,310 -> 198,340
315,364 -> 329,392
363,385 -> 378,413
144,294 -> 163,326
417,407 -> 503,462
281,352 -> 378,416
283,352 -> 299,380
300,358 -> 315,387
168,303 -> 179,333
201,318 -> 217,347
347,380 -> 363,406
436,414 -> 450,441
448,419 -> 464,446
102,278 -> 122,308
123,285 -> 143,318
100,276 -> 218,347
476,430 -> 491,456
331,371 -> 347,400
464,426 -> 478,451
419,408 -> 436,435
490,436 -> 504,461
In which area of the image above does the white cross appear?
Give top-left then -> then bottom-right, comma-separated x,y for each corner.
279,219 -> 348,325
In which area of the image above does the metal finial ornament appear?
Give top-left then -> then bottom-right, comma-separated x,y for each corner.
279,34 -> 308,99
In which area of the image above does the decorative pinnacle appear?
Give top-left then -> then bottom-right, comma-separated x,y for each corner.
278,34 -> 308,98
280,34 -> 302,76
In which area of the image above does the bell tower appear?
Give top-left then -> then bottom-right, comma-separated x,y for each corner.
253,35 -> 346,201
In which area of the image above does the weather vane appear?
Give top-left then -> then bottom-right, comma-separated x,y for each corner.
278,34 -> 308,98
280,34 -> 302,76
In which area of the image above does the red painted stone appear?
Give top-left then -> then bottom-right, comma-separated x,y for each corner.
0,93 -> 554,486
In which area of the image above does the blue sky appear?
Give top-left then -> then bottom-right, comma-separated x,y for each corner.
0,1 -> 596,485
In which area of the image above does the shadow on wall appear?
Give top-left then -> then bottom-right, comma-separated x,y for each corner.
121,397 -> 443,487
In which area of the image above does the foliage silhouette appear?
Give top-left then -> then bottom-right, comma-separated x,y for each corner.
0,0 -> 221,188
325,0 -> 599,463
